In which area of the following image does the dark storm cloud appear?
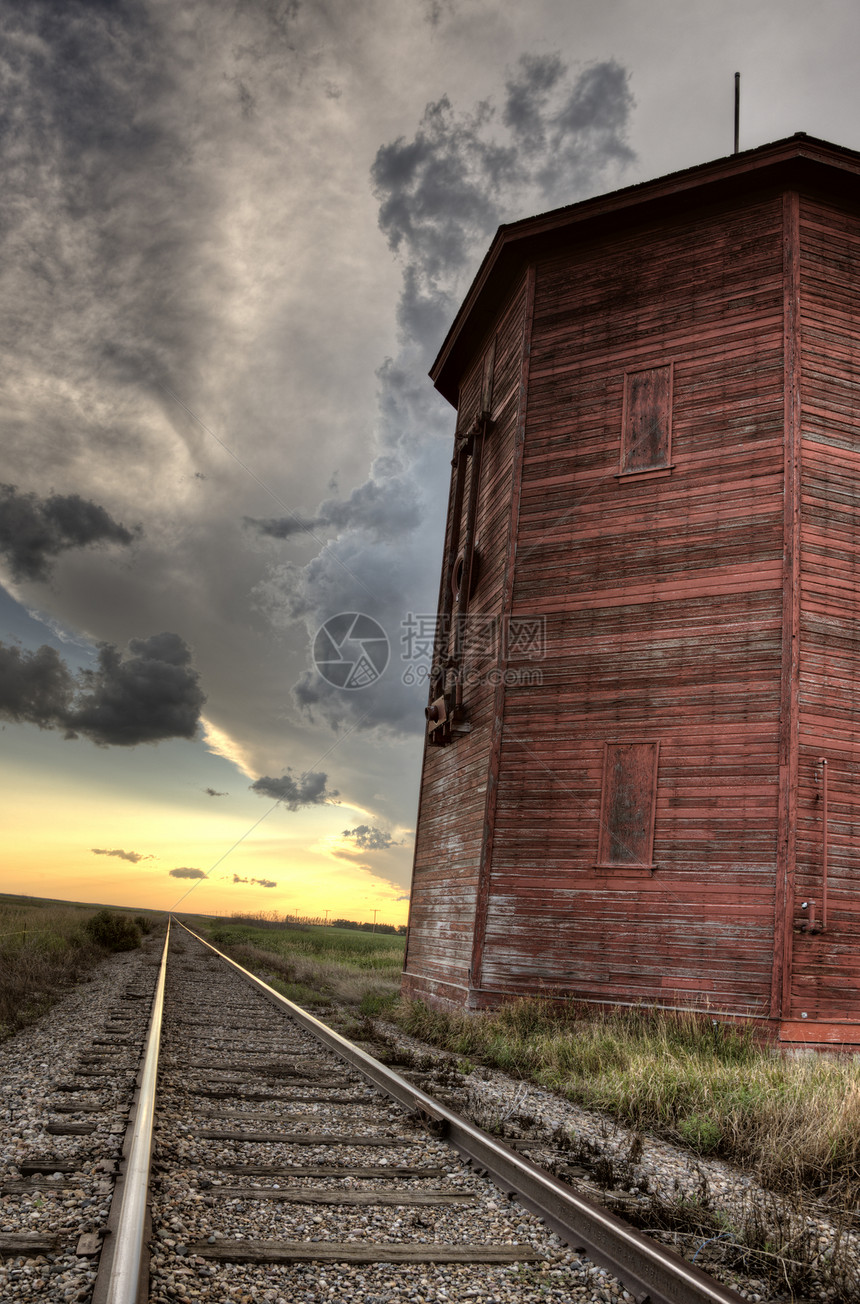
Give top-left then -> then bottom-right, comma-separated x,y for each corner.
269,53 -> 635,737
318,479 -> 420,538
0,632 -> 205,745
170,867 -> 206,879
503,57 -> 635,195
372,95 -> 513,281
502,51 -> 567,148
371,55 -> 634,286
205,787 -> 228,797
247,515 -> 320,540
246,476 -> 420,545
0,485 -> 137,583
91,847 -> 152,863
232,874 -> 277,888
342,825 -> 395,851
70,633 -> 205,745
249,770 -> 336,808
0,643 -> 76,728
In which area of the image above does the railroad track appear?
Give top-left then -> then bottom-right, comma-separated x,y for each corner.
0,921 -> 747,1304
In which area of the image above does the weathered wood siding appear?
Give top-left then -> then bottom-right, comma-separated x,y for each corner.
791,194 -> 860,1022
402,272 -> 530,1006
477,194 -> 787,1015
409,141 -> 860,1037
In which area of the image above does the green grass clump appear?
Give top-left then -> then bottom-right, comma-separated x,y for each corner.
677,1112 -> 723,1153
83,910 -> 142,952
359,988 -> 401,1017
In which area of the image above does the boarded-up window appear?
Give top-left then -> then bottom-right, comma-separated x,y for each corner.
620,365 -> 673,474
597,742 -> 660,868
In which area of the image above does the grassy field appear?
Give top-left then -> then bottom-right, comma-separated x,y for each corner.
194,917 -> 405,1011
0,896 -> 162,1039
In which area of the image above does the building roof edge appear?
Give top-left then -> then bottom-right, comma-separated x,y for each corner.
429,133 -> 860,405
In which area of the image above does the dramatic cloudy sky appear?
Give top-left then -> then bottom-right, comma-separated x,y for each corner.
3,0 -> 859,921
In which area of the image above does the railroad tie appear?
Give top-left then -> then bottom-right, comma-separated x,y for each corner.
0,1234 -> 60,1257
188,1239 -> 545,1265
213,1163 -> 446,1177
194,1129 -> 415,1145
201,1186 -> 476,1205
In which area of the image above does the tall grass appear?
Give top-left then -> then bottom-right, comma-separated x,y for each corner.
198,920 -> 404,1010
397,997 -> 860,1200
0,901 -> 155,1039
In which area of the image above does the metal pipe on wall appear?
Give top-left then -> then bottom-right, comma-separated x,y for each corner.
431,433 -> 469,703
452,413 -> 486,675
820,757 -> 828,930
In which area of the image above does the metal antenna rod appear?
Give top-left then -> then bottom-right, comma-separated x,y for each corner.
734,72 -> 740,154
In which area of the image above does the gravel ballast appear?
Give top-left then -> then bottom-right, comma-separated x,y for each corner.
149,942 -> 640,1304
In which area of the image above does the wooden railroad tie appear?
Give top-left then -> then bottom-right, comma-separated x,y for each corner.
192,1087 -> 349,1101
195,1131 -> 417,1146
19,1158 -> 116,1176
2,1178 -> 113,1195
190,1239 -> 544,1265
51,1103 -> 118,1114
202,1186 -> 475,1206
0,1233 -> 59,1256
213,1164 -> 445,1177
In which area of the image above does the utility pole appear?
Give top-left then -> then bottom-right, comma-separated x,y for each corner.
733,71 -> 740,155
372,908 -> 378,934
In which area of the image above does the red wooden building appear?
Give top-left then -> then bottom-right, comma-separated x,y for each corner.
402,134 -> 860,1048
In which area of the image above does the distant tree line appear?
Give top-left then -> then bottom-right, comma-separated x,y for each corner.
331,918 -> 407,935
219,910 -> 406,934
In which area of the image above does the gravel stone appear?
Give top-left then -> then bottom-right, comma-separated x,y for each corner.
0,940 -> 161,1301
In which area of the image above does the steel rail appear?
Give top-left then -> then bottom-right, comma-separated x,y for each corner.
95,920 -> 171,1304
176,920 -> 745,1304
